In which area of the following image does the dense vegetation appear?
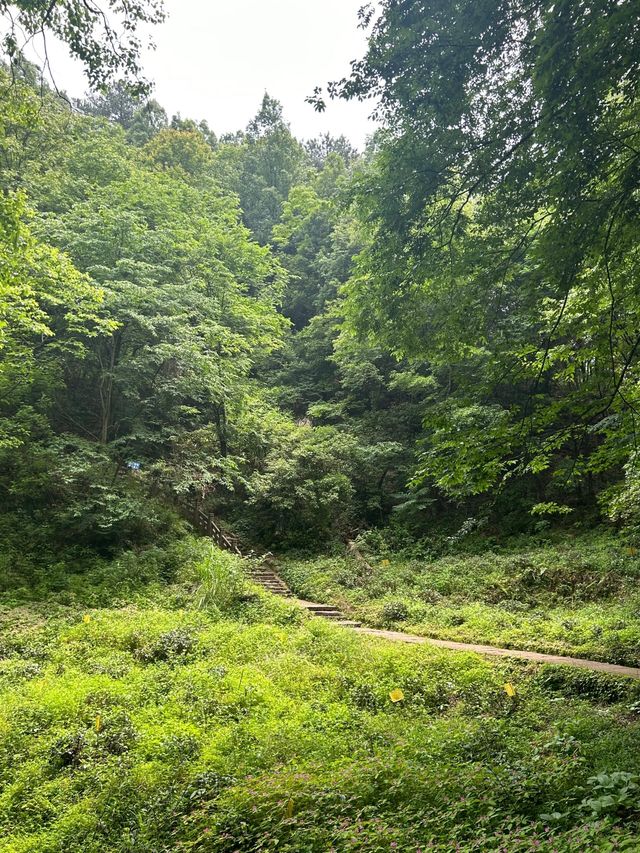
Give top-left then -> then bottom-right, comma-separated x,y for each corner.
281,530 -> 640,666
1,1 -> 640,850
2,544 -> 640,853
5,2 -> 640,549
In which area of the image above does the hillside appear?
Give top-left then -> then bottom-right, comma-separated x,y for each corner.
1,541 -> 640,853
2,1 -> 640,850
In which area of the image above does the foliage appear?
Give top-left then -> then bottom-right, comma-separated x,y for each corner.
0,189 -> 106,449
1,0 -> 165,91
3,8 -> 640,852
280,531 -> 640,666
75,81 -> 168,146
242,414 -> 402,546
307,0 -> 640,518
0,550 -> 639,852
0,79 -> 293,539
214,94 -> 309,245
185,545 -> 247,612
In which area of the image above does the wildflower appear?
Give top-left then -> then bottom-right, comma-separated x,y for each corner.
389,688 -> 405,703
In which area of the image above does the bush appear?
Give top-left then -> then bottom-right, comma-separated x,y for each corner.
1,543 -> 640,852
380,600 -> 410,624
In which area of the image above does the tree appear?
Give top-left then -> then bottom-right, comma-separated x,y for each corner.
1,1 -> 165,92
0,84 -> 289,545
170,114 -> 217,149
214,94 -> 308,244
304,133 -> 358,169
311,0 -> 640,510
76,81 -> 168,144
143,127 -> 213,179
0,190 -> 106,449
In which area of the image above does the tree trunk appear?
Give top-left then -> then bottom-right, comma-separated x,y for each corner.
214,403 -> 228,457
99,332 -> 121,445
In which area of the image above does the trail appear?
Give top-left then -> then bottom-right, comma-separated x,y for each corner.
268,571 -> 640,679
189,511 -> 640,680
350,625 -> 640,679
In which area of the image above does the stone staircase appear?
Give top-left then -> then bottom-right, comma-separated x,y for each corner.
248,560 -> 361,627
183,502 -> 361,628
249,565 -> 293,597
301,603 -> 362,628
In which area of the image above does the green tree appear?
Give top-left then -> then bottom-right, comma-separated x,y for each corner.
76,81 -> 168,145
214,94 -> 308,244
313,0 -> 640,512
1,0 -> 165,91
0,190 -> 106,448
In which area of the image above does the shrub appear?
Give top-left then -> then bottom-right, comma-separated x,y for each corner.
187,545 -> 246,612
380,600 -> 410,624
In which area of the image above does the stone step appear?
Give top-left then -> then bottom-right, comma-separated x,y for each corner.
306,605 -> 343,613
250,573 -> 288,581
248,565 -> 361,626
251,575 -> 288,583
312,612 -> 348,620
249,573 -> 294,597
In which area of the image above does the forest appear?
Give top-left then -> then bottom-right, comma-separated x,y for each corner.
1,1 -> 640,851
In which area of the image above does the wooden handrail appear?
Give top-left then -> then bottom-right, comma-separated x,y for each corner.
190,504 -> 242,556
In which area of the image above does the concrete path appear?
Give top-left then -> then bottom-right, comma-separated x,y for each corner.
209,524 -> 640,680
291,596 -> 640,679
353,626 -> 640,679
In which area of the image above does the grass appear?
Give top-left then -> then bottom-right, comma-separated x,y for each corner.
0,536 -> 640,851
278,531 -> 640,666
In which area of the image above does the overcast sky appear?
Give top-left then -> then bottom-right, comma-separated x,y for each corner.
31,0 -> 378,149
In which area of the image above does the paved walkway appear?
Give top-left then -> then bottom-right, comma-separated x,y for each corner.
353,626 -> 640,679
291,597 -> 640,679
206,520 -> 640,680
291,595 -> 640,679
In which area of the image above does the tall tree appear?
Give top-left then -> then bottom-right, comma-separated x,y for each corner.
311,0 -> 640,509
1,1 -> 165,91
214,94 -> 308,245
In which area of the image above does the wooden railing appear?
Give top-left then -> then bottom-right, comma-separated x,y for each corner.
191,505 -> 243,556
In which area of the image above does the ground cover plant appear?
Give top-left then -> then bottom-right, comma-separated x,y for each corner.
279,531 -> 640,667
2,2 -> 640,851
1,542 -> 640,852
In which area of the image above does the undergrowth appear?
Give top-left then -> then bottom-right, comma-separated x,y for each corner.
0,536 -> 639,851
279,531 -> 640,666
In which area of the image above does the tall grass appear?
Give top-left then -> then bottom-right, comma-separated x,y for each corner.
192,545 -> 246,611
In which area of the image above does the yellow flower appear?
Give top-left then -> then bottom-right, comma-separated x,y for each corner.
389,688 -> 405,703
503,683 -> 516,697
82,615 -> 91,624
95,715 -> 102,732
381,559 -> 390,566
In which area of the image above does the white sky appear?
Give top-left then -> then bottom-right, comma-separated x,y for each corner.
28,0 -> 377,149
